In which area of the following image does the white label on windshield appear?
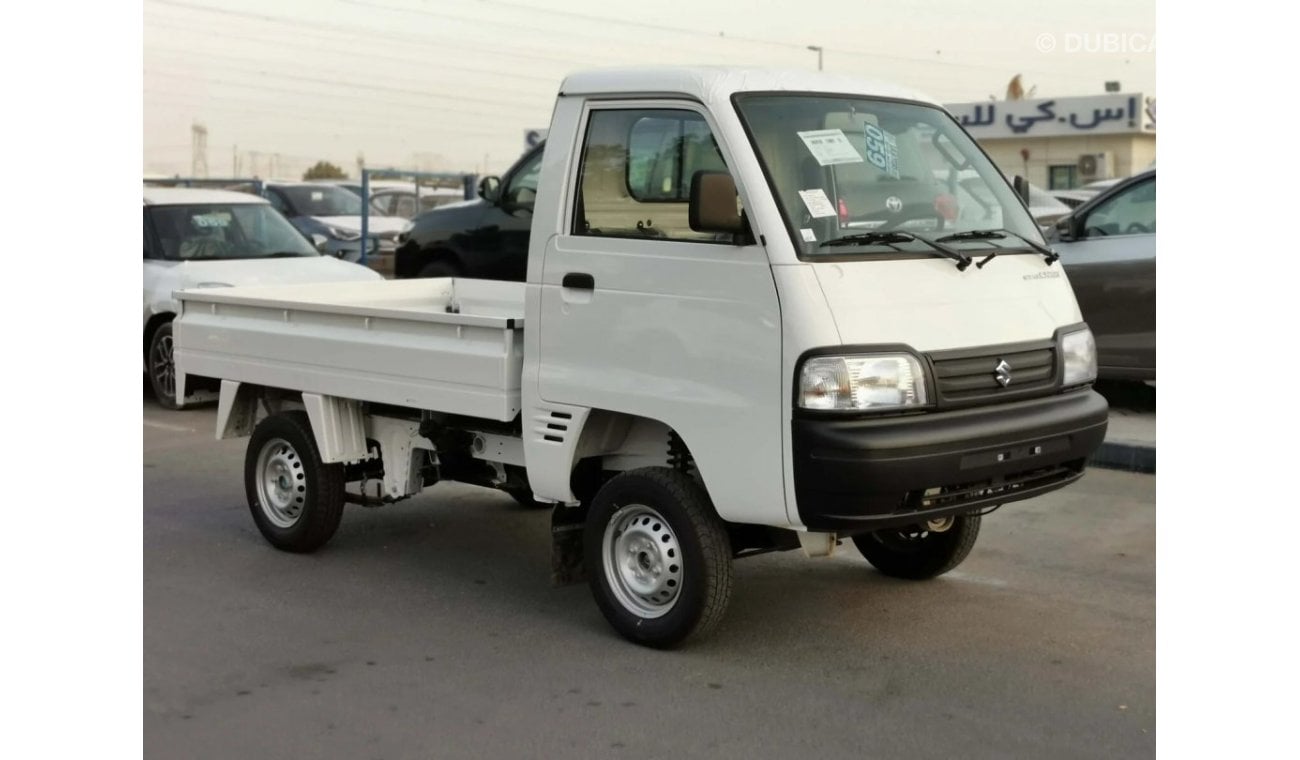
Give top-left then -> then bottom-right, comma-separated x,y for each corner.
798,188 -> 837,218
311,191 -> 324,201
864,124 -> 901,178
192,213 -> 231,228
797,129 -> 864,166
800,228 -> 817,242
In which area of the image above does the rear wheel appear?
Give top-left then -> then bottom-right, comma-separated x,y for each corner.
584,468 -> 732,648
851,514 -> 981,580
147,322 -> 182,410
244,411 -> 345,553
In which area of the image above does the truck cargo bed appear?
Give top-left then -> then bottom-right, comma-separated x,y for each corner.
175,278 -> 525,421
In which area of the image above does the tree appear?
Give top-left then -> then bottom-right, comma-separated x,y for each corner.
303,161 -> 348,180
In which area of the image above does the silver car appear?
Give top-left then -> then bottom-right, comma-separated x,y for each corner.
1048,169 -> 1156,381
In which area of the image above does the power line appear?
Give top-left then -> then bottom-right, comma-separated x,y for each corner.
144,53 -> 555,110
144,70 -> 552,122
146,0 -> 599,67
144,92 -> 523,139
142,17 -> 565,86
338,0 -> 749,62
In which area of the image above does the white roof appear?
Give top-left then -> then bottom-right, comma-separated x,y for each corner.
143,187 -> 267,205
559,66 -> 938,107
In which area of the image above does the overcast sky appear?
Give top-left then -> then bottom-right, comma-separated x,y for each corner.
143,0 -> 1155,179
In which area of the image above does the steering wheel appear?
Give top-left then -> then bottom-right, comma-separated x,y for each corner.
1124,222 -> 1152,234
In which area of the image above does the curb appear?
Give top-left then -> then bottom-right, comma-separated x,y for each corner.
1089,441 -> 1155,474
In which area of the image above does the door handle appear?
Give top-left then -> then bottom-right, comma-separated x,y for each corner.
562,272 -> 595,290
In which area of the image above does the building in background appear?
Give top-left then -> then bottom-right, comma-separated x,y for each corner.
944,93 -> 1155,190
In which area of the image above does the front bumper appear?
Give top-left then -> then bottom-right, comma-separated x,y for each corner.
792,390 -> 1108,531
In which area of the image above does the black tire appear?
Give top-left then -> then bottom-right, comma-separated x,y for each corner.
147,321 -> 182,410
244,411 -> 346,553
417,260 -> 460,279
584,468 -> 732,648
851,514 -> 981,580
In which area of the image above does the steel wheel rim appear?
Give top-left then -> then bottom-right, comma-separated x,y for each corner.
255,437 -> 307,528
150,332 -> 175,400
602,504 -> 683,618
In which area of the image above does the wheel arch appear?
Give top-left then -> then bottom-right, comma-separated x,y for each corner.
399,244 -> 462,278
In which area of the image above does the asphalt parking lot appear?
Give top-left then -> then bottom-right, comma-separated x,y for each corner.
144,393 -> 1155,759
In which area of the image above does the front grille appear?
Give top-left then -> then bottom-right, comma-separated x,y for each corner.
929,341 -> 1057,407
907,462 -> 1081,511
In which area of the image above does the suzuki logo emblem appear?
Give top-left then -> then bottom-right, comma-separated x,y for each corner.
994,359 -> 1012,387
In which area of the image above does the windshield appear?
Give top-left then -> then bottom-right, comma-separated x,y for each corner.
147,203 -> 319,260
277,185 -> 364,217
733,94 -> 1041,256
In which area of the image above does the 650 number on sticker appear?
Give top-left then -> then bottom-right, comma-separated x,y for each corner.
865,124 -> 900,179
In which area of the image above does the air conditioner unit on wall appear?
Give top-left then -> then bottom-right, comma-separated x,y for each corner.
1077,152 -> 1114,181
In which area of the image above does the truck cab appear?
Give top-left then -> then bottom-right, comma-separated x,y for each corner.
524,68 -> 1106,532
176,67 -> 1107,648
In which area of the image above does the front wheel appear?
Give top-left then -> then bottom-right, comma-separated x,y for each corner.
147,321 -> 182,410
244,411 -> 345,553
584,468 -> 732,648
851,514 -> 981,580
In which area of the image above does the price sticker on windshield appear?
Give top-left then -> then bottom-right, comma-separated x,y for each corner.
797,129 -> 864,166
865,124 -> 900,179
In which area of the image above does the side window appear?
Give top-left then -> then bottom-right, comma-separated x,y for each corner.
143,211 -> 158,259
394,195 -> 418,218
265,189 -> 290,216
1083,178 -> 1156,237
502,150 -> 543,213
574,108 -> 739,243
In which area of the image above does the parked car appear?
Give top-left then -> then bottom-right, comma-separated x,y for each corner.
1024,183 -> 1072,227
1048,168 -> 1156,381
263,181 -> 407,276
371,187 -> 466,219
1051,189 -> 1097,209
394,143 -> 543,280
144,188 -> 381,409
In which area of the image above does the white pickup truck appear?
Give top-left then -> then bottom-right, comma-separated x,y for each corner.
176,67 -> 1109,648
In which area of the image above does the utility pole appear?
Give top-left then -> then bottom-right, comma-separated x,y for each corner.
191,122 -> 209,178
807,45 -> 824,71
232,144 -> 239,177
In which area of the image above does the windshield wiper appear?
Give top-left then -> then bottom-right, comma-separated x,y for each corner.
936,228 -> 1060,267
264,251 -> 311,258
819,231 -> 972,271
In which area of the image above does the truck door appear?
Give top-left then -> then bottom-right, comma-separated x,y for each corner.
536,103 -> 787,527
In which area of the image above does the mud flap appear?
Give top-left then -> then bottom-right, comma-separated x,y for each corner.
551,503 -> 589,586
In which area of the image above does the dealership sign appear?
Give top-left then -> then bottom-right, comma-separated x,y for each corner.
944,93 -> 1155,139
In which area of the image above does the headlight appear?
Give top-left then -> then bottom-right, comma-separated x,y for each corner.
1061,328 -> 1098,386
325,225 -> 361,241
799,353 -> 928,411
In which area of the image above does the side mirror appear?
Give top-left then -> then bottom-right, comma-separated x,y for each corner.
310,233 -> 329,253
1055,213 -> 1085,242
478,176 -> 501,203
689,171 -> 744,235
1013,175 -> 1031,205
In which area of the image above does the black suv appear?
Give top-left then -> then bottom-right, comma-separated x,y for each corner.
394,143 -> 543,281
